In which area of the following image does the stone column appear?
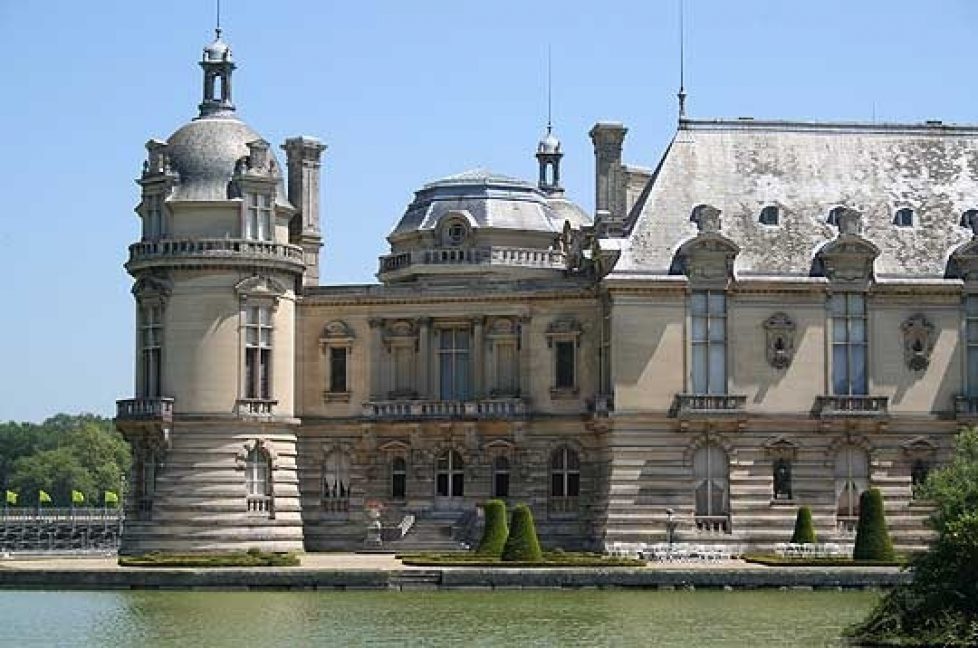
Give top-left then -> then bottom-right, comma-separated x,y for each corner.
368,318 -> 384,400
472,317 -> 485,399
417,317 -> 431,399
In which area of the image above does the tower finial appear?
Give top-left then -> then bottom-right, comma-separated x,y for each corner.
547,44 -> 553,134
216,0 -> 222,38
678,0 -> 687,121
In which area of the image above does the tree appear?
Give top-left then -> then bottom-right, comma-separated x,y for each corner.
852,488 -> 895,561
790,505 -> 817,544
501,503 -> 542,562
849,428 -> 978,646
476,499 -> 508,557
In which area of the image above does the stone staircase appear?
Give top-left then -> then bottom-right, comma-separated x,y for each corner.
388,510 -> 478,552
389,569 -> 443,590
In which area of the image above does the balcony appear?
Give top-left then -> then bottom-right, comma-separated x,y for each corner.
378,245 -> 566,277
116,397 -> 174,422
673,394 -> 747,418
126,238 -> 305,273
954,395 -> 978,420
694,515 -> 731,535
814,395 -> 889,418
236,399 -> 277,417
362,398 -> 528,420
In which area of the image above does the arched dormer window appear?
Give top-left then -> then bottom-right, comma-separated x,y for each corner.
827,206 -> 846,226
322,450 -> 351,513
893,208 -> 914,227
759,205 -> 779,226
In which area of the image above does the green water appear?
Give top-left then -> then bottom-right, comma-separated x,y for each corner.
0,589 -> 879,647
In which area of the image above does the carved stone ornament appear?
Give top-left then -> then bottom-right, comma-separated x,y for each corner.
234,274 -> 288,306
901,313 -> 935,372
815,208 -> 879,284
673,204 -> 740,286
692,204 -> 722,234
763,312 -> 796,370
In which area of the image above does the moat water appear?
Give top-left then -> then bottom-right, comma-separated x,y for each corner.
0,589 -> 878,646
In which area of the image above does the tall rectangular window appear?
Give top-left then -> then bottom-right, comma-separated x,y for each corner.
144,194 -> 163,240
139,304 -> 162,398
831,293 -> 868,395
494,341 -> 518,395
246,193 -> 273,241
967,296 -> 978,398
329,346 -> 348,393
439,328 -> 471,400
555,341 -> 576,389
245,305 -> 273,399
691,291 -> 727,395
600,307 -> 612,395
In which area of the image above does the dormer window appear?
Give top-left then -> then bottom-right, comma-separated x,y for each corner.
245,193 -> 273,241
893,208 -> 914,228
827,206 -> 846,226
442,219 -> 469,247
759,205 -> 779,226
961,209 -> 978,229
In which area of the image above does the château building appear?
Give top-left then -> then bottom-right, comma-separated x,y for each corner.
115,29 -> 978,554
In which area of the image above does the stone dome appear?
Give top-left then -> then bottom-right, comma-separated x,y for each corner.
203,34 -> 232,62
165,115 -> 290,205
389,168 -> 590,238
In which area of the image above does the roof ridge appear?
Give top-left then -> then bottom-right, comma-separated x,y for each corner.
680,117 -> 978,136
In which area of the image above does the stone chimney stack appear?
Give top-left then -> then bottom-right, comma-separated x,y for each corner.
589,122 -> 628,236
283,136 -> 327,286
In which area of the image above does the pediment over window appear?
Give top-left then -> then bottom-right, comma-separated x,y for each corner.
813,209 -> 879,284
382,319 -> 418,347
546,317 -> 582,347
671,205 -> 740,286
234,274 -> 288,302
378,440 -> 411,453
234,438 -> 279,470
320,320 -> 355,343
132,275 -> 172,300
901,436 -> 938,458
487,316 -> 519,339
763,435 -> 800,459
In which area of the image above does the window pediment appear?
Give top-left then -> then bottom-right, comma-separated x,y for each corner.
901,436 -> 937,458
320,320 -> 355,345
132,275 -> 172,302
763,435 -> 800,459
546,317 -> 582,345
672,205 -> 740,286
234,274 -> 288,304
814,210 -> 879,284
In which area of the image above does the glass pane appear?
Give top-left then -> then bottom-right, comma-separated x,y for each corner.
451,472 -> 464,497
695,482 -> 709,516
551,473 -> 564,497
969,349 -> 978,397
440,353 -> 453,399
851,346 -> 867,395
330,348 -> 347,392
848,294 -> 865,315
436,473 -> 448,497
456,354 -> 470,400
551,450 -> 564,471
494,474 -> 509,498
832,345 -> 849,395
708,344 -> 726,394
566,450 -> 580,470
692,344 -> 707,394
708,317 -> 725,343
245,350 -> 255,398
691,316 -> 707,343
393,474 -> 406,498
436,454 -> 448,471
439,329 -> 453,350
850,319 -> 866,344
556,342 -> 575,388
260,349 -> 270,398
567,473 -> 580,497
708,292 -> 726,315
832,318 -> 847,343
968,321 -> 978,344
967,296 -> 978,316
829,294 -> 846,316
691,292 -> 707,316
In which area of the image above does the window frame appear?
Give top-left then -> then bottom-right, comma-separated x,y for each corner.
436,326 -> 472,401
830,292 -> 868,396
759,205 -> 780,226
244,192 -> 274,241
965,295 -> 978,398
690,290 -> 728,395
243,303 -> 274,401
546,318 -> 582,399
893,207 -> 914,228
693,444 -> 729,518
138,300 -> 164,399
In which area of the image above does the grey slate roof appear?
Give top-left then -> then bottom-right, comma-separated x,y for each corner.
165,115 -> 290,206
389,168 -> 590,238
613,119 -> 978,279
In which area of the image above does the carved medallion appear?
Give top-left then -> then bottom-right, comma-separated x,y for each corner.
763,312 -> 796,369
901,313 -> 934,372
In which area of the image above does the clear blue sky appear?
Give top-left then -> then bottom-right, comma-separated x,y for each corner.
1,0 -> 976,423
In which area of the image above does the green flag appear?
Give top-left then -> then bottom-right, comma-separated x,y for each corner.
71,490 -> 85,506
5,490 -> 17,506
38,490 -> 52,505
104,491 -> 119,507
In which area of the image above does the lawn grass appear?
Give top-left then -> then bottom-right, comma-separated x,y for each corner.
397,551 -> 645,568
119,549 -> 300,568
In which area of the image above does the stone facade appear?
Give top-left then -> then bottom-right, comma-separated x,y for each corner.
117,32 -> 977,554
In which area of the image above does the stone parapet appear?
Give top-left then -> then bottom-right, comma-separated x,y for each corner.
126,238 -> 305,274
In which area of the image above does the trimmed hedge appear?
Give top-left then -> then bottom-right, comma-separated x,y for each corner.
853,488 -> 895,561
790,505 -> 817,544
476,499 -> 509,556
501,503 -> 542,562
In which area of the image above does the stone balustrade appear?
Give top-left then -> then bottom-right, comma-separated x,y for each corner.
674,394 -> 747,417
548,496 -> 579,515
247,495 -> 272,514
116,397 -> 174,422
378,246 -> 565,275
694,515 -> 731,534
236,399 -> 277,416
127,238 -> 305,271
362,398 -> 528,420
814,395 -> 889,418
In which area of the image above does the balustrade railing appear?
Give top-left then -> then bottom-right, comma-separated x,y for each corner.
548,496 -> 580,515
836,516 -> 859,536
694,515 -> 731,534
815,395 -> 889,417
129,238 -> 304,266
322,497 -> 350,514
236,399 -> 277,416
362,398 -> 527,419
674,394 -> 747,417
116,397 -> 174,421
246,495 -> 272,514
378,245 -> 565,275
0,508 -> 123,553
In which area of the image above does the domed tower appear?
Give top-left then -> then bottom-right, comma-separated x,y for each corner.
115,29 -> 324,554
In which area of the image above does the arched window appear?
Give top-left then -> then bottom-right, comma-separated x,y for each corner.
693,445 -> 729,521
910,459 -> 929,498
391,456 -> 407,499
893,208 -> 914,227
322,451 -> 350,513
435,450 -> 464,498
492,455 -> 510,498
550,447 -> 580,499
759,205 -> 780,226
245,445 -> 272,514
834,446 -> 869,525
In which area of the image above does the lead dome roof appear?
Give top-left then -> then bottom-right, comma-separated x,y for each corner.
389,168 -> 590,238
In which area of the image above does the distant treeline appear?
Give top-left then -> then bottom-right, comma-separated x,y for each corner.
0,414 -> 130,507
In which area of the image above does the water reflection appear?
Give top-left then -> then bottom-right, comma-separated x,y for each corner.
0,590 -> 878,647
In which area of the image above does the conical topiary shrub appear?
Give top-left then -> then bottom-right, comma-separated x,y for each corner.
501,503 -> 543,562
853,488 -> 895,561
476,499 -> 508,556
790,505 -> 817,544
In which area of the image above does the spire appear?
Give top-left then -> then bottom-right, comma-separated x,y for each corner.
536,47 -> 563,195
677,0 -> 687,122
197,7 -> 236,118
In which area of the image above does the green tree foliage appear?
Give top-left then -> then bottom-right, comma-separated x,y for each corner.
853,488 -> 895,561
790,505 -> 817,544
0,414 -> 130,506
849,428 -> 978,646
476,499 -> 508,556
501,503 -> 542,562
